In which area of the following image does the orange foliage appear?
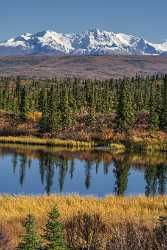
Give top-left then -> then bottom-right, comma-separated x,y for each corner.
26,111 -> 42,123
100,129 -> 113,141
78,130 -> 91,142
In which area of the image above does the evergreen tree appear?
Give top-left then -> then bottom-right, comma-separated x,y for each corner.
1,89 -> 8,110
39,90 -> 49,133
155,83 -> 162,115
43,206 -> 66,250
19,86 -> 27,120
117,79 -> 135,131
160,75 -> 167,131
17,214 -> 41,250
16,76 -> 21,94
38,88 -> 45,113
60,88 -> 75,128
148,81 -> 159,130
85,107 -> 96,127
47,88 -> 61,133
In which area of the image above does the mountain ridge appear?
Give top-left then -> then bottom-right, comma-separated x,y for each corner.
0,28 -> 167,56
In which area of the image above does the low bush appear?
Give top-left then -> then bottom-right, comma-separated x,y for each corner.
65,212 -> 107,250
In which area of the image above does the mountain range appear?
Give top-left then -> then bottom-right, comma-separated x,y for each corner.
0,28 -> 167,56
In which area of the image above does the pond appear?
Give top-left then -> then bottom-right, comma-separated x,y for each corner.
0,144 -> 166,196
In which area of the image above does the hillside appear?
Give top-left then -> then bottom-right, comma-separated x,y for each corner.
0,55 -> 167,79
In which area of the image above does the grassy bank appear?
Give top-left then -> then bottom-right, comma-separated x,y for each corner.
0,133 -> 167,153
0,136 -> 127,153
0,195 -> 166,248
129,138 -> 167,152
126,131 -> 167,152
0,136 -> 93,149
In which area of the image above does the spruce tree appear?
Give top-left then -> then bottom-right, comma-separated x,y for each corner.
43,206 -> 66,250
19,86 -> 27,120
160,75 -> 167,131
38,88 -> 45,113
60,88 -> 75,128
117,79 -> 135,131
39,90 -> 49,133
17,214 -> 41,250
16,76 -> 21,94
47,88 -> 61,133
85,107 -> 96,127
149,81 -> 159,130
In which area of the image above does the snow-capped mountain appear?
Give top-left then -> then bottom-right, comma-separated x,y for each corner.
0,28 -> 166,56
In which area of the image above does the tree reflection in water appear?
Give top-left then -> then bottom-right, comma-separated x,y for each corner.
84,160 -> 93,190
19,155 -> 28,187
12,153 -> 18,174
113,156 -> 130,196
145,163 -> 167,196
6,147 -> 167,196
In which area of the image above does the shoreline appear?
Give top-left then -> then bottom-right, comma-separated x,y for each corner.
0,135 -> 166,152
0,136 -> 93,149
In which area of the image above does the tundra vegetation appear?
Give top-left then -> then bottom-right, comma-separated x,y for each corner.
0,196 -> 165,249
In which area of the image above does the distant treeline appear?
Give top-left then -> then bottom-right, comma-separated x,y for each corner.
0,75 -> 167,133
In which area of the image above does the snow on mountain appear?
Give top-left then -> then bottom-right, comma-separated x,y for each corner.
153,40 -> 167,53
0,28 -> 166,56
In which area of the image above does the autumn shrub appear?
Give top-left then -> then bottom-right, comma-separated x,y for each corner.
26,112 -> 42,123
154,216 -> 167,249
78,130 -> 91,142
0,224 -> 12,250
108,221 -> 158,250
65,216 -> 167,250
91,129 -> 114,142
100,129 -> 113,141
65,212 -> 107,250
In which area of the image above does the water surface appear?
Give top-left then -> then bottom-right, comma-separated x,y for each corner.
0,144 -> 166,196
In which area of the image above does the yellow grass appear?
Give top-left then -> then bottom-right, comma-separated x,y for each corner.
130,131 -> 167,152
0,133 -> 167,152
0,136 -> 93,149
0,195 -> 167,247
108,143 -> 126,153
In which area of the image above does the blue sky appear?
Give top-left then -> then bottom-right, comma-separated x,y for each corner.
0,0 -> 167,42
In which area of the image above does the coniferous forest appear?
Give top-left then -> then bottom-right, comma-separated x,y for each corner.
0,75 -> 167,143
0,75 -> 167,130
